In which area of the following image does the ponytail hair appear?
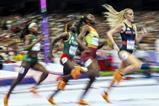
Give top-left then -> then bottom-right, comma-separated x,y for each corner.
103,4 -> 132,28
19,22 -> 30,40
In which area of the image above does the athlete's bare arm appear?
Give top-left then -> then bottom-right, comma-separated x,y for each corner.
107,24 -> 123,51
23,34 -> 43,50
77,25 -> 89,51
134,24 -> 148,43
49,32 -> 68,57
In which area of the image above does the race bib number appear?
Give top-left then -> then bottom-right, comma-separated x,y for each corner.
84,59 -> 93,67
61,57 -> 68,64
32,43 -> 41,51
18,67 -> 25,74
127,40 -> 135,50
69,46 -> 78,55
91,37 -> 99,46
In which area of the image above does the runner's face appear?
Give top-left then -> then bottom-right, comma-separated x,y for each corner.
89,17 -> 95,25
31,26 -> 38,33
69,24 -> 76,33
125,9 -> 134,22
86,14 -> 95,25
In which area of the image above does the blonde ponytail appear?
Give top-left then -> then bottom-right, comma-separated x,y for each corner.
103,4 -> 130,28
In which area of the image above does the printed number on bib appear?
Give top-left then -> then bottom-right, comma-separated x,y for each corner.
32,43 -> 41,51
19,67 -> 25,74
69,46 -> 77,55
127,40 -> 135,50
91,37 -> 99,46
84,59 -> 93,67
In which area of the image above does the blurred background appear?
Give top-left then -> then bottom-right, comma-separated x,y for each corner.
0,0 -> 159,15
1,1 -> 159,106
0,0 -> 159,85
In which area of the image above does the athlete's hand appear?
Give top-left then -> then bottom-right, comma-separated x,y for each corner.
113,44 -> 119,52
141,27 -> 148,37
37,35 -> 44,42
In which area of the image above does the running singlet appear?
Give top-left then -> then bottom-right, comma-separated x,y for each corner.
63,32 -> 78,59
120,23 -> 136,53
23,34 -> 40,65
85,26 -> 99,49
30,35 -> 41,52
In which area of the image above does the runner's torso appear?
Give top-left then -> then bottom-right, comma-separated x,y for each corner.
63,32 -> 78,59
120,23 -> 136,54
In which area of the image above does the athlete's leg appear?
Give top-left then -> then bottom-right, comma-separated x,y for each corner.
79,75 -> 96,105
102,51 -> 142,103
47,60 -> 73,105
4,62 -> 30,106
79,59 -> 99,105
29,63 -> 49,94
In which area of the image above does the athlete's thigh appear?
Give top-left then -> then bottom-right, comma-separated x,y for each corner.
21,61 -> 31,69
63,60 -> 77,75
87,59 -> 99,77
32,62 -> 48,72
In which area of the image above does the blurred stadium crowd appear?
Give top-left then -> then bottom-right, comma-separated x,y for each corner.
0,2 -> 159,70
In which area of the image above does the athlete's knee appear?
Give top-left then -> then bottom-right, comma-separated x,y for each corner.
119,51 -> 129,60
41,72 -> 49,77
89,75 -> 96,82
43,69 -> 50,74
